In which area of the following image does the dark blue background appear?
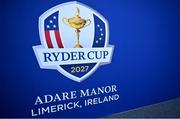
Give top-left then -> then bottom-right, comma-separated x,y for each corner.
0,0 -> 180,118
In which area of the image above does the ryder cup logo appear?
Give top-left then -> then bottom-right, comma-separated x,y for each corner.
33,1 -> 114,82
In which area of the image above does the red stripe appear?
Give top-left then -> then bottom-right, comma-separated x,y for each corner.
45,31 -> 53,48
54,30 -> 64,48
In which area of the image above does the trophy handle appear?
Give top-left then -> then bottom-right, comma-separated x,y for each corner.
84,19 -> 91,28
62,18 -> 71,27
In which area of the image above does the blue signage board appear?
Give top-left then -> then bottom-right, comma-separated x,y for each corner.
0,0 -> 179,118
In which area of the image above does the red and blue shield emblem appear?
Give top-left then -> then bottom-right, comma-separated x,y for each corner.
33,1 -> 114,82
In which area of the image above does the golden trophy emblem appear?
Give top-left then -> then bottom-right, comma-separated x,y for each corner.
62,7 -> 91,48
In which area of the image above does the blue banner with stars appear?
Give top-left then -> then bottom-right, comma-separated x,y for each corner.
0,0 -> 179,118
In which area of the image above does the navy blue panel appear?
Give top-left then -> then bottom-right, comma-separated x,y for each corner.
0,0 -> 180,118
92,15 -> 106,47
44,11 -> 59,30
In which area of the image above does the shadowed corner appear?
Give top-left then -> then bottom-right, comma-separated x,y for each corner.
103,98 -> 180,118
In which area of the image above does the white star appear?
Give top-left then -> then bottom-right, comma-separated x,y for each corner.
101,33 -> 104,36
50,20 -> 53,23
53,16 -> 56,19
97,24 -> 100,27
96,40 -> 99,43
53,25 -> 56,28
100,28 -> 103,31
99,37 -> 102,40
46,25 -> 50,28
